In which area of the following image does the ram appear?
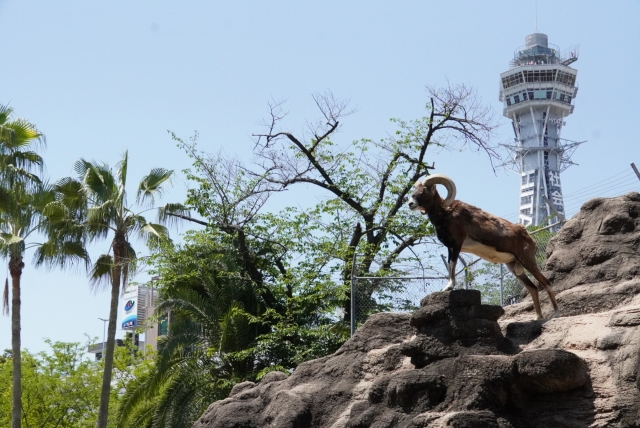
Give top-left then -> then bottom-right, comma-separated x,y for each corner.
407,174 -> 559,320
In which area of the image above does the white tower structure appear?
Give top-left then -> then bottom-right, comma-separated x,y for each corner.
499,33 -> 583,228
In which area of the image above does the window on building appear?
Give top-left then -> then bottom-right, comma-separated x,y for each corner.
514,95 -> 520,103
534,90 -> 546,99
520,195 -> 532,204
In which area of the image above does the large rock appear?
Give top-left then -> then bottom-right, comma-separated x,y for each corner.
194,194 -> 640,428
194,292 -> 593,428
507,192 -> 640,319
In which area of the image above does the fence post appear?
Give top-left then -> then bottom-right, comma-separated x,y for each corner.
350,251 -> 357,337
459,256 -> 469,290
500,263 -> 504,307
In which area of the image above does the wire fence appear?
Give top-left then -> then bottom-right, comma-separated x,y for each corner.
350,223 -> 557,335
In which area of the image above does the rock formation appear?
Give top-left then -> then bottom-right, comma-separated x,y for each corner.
193,193 -> 640,428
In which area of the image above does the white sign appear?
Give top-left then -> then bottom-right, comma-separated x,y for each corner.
121,285 -> 138,330
548,171 -> 561,187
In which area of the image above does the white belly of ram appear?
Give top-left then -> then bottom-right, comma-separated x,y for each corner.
461,238 -> 515,264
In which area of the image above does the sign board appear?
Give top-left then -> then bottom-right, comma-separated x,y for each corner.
121,285 -> 156,331
121,285 -> 139,330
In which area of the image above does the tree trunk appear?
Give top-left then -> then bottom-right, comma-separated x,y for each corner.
96,255 -> 122,428
10,255 -> 24,428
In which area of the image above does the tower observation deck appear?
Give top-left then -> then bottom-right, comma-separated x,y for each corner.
499,33 -> 583,228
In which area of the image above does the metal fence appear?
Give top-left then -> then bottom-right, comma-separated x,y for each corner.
350,223 -> 558,335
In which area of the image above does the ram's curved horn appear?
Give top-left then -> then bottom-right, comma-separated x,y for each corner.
423,174 -> 457,208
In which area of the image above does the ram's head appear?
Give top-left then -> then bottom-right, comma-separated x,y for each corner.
407,174 -> 457,214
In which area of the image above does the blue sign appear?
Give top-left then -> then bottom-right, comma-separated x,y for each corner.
122,315 -> 137,329
124,300 -> 135,311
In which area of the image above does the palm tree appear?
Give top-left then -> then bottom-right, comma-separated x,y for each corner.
117,254 -> 259,428
57,151 -> 185,428
0,183 -> 89,428
0,105 -> 45,187
0,105 -> 87,428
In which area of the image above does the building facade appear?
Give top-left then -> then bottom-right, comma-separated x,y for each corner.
88,284 -> 166,360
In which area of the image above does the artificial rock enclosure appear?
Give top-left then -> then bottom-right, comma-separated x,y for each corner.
193,193 -> 640,428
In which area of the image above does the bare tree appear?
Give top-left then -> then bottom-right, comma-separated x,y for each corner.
249,84 -> 499,320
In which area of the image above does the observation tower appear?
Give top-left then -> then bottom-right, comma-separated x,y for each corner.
499,33 -> 583,228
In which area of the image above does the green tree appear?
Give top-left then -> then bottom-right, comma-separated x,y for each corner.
118,247 -> 255,428
181,85 -> 498,324
0,339 -> 149,427
0,105 -> 88,428
117,230 -> 344,427
56,151 -> 185,428
0,342 -> 101,427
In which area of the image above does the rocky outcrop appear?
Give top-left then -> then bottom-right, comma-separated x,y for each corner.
508,192 -> 640,319
194,194 -> 640,428
501,193 -> 640,427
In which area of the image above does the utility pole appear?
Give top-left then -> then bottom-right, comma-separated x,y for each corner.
98,318 -> 108,360
631,163 -> 640,182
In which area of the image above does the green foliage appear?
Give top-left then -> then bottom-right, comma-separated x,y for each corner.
0,338 -> 149,428
118,231 -> 347,427
0,104 -> 44,188
56,151 -> 184,428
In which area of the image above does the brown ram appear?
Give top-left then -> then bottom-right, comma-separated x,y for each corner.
407,174 -> 559,320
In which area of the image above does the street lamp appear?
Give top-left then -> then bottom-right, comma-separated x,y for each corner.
98,317 -> 108,358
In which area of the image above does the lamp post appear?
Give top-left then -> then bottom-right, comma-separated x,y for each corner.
98,317 -> 108,359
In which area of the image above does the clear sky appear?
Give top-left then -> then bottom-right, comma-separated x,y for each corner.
1,1 -> 638,355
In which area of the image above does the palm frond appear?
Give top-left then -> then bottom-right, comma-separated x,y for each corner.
117,150 -> 128,198
1,150 -> 44,170
0,104 -> 13,124
157,203 -> 191,228
33,239 -> 90,271
0,232 -> 24,246
86,201 -> 116,239
137,168 -> 173,207
89,254 -> 113,292
0,164 -> 43,185
0,117 -> 44,150
116,367 -> 157,428
134,219 -> 171,247
54,177 -> 87,212
2,278 -> 8,316
122,241 -> 137,289
75,159 -> 117,203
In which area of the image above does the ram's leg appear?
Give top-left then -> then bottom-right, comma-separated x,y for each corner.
526,264 -> 560,318
442,246 -> 460,291
506,261 -> 544,320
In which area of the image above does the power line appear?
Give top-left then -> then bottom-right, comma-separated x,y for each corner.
498,167 -> 637,221
562,174 -> 636,201
564,184 -> 639,214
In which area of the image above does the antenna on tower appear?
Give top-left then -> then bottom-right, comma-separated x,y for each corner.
535,0 -> 538,32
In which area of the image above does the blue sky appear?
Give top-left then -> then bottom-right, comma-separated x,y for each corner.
1,1 -> 638,355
